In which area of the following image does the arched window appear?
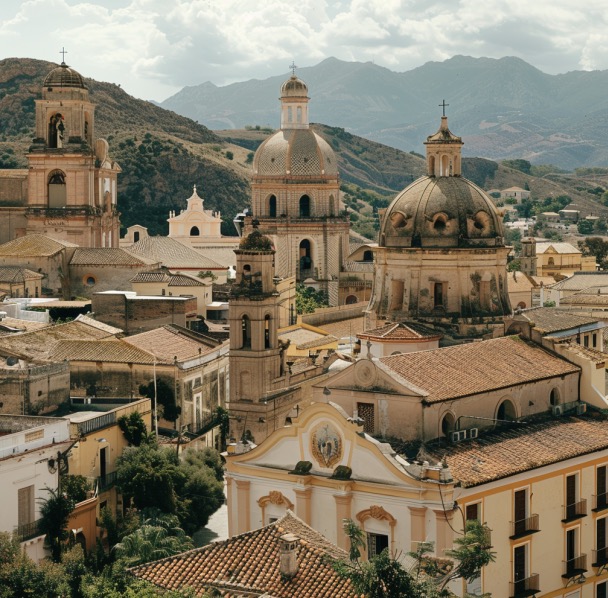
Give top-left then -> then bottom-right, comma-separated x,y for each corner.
133,231 -> 140,243
548,257 -> 555,266
296,106 -> 302,123
287,106 -> 293,123
329,195 -> 335,216
190,226 -> 200,237
299,240 -> 312,274
268,195 -> 277,217
345,295 -> 358,304
265,315 -> 271,349
241,315 -> 251,349
48,170 -> 67,208
48,113 -> 65,148
363,250 -> 373,262
433,282 -> 445,308
550,388 -> 560,406
441,413 -> 455,437
299,195 -> 311,218
497,399 -> 516,423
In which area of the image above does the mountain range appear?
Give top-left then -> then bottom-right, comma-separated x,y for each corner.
161,55 -> 608,169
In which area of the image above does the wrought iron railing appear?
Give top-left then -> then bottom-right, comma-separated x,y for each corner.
594,492 -> 608,512
96,470 -> 117,493
562,554 -> 587,578
510,514 -> 540,539
509,573 -> 540,597
562,499 -> 587,522
593,547 -> 608,567
13,519 -> 42,542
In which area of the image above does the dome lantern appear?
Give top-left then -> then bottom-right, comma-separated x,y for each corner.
280,64 -> 310,130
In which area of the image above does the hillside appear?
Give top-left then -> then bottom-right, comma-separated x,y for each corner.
162,56 -> 608,169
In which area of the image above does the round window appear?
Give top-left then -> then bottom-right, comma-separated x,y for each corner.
85,276 -> 96,287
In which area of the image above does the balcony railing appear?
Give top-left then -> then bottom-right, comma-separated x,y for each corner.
562,499 -> 587,522
13,519 -> 43,542
593,492 -> 608,512
509,573 -> 540,598
562,554 -> 587,578
510,514 -> 540,539
77,411 -> 116,436
96,470 -> 117,493
593,547 -> 608,567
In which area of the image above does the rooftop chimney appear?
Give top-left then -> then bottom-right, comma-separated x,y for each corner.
279,532 -> 299,579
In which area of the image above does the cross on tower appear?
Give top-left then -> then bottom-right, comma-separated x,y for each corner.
438,99 -> 449,117
289,61 -> 297,76
60,47 -> 68,64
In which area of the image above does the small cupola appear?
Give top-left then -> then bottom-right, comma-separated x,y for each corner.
280,67 -> 310,130
279,532 -> 299,579
424,111 -> 463,177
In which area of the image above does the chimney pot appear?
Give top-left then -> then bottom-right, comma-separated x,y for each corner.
279,532 -> 299,578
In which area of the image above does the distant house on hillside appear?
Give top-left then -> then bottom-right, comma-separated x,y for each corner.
500,186 -> 530,203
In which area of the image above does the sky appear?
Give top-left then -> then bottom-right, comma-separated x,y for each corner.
2,0 -> 608,102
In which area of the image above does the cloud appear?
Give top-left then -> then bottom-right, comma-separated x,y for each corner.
1,0 -> 608,101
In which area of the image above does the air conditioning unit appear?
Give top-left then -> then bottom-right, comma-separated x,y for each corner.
468,428 -> 479,439
450,430 -> 466,443
552,405 -> 563,416
576,403 -> 587,415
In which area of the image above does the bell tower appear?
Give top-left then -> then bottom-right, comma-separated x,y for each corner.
25,56 -> 121,247
228,231 -> 284,430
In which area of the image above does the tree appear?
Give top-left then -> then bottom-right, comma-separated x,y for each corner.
295,283 -> 329,314
38,486 -> 76,562
139,378 -> 180,422
577,219 -> 594,235
60,474 -> 92,503
118,411 -> 149,446
579,236 -> 608,268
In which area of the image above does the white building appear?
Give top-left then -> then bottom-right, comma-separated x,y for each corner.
0,415 -> 71,561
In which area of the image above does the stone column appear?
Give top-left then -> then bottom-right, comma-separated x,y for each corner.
294,486 -> 312,525
333,492 -> 353,550
235,479 -> 251,534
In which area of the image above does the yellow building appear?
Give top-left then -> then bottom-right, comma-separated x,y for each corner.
536,242 -> 596,277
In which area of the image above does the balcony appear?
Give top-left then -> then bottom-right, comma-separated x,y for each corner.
509,573 -> 540,598
96,470 -> 117,493
593,492 -> 608,512
510,514 -> 540,539
562,499 -> 587,522
13,519 -> 43,542
593,547 -> 608,567
562,554 -> 587,579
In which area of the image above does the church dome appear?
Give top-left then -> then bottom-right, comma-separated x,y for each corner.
280,75 -> 308,97
43,62 -> 87,89
380,176 -> 504,248
253,129 -> 338,177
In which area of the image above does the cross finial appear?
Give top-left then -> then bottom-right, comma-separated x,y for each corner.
289,61 -> 297,76
60,47 -> 68,64
439,99 -> 449,117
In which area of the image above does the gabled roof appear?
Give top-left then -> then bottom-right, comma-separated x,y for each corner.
70,248 -> 158,266
518,307 -> 601,334
536,242 -> 581,255
548,272 -> 608,291
130,269 -> 207,286
0,319 -> 118,361
278,323 -> 338,350
560,294 -> 608,306
428,411 -> 608,487
0,266 -> 44,283
130,511 -> 353,598
358,321 -> 442,342
379,336 -> 579,404
123,325 -> 221,363
0,234 -> 78,257
126,236 -> 224,270
49,339 -> 156,364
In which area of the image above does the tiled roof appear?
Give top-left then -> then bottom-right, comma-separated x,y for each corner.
560,294 -> 608,306
428,411 -> 608,487
548,272 -> 608,291
74,314 -> 123,335
0,320 -> 117,361
358,321 -> 442,341
342,261 -> 374,272
0,266 -> 44,282
519,307 -> 600,333
127,237 -> 224,270
50,339 -> 156,364
130,511 -> 353,597
0,234 -> 78,257
123,325 -> 220,363
189,245 -> 240,268
536,242 -> 581,255
380,336 -> 579,404
278,327 -> 336,349
130,270 -> 207,286
0,317 -> 50,336
317,316 -> 365,341
70,248 -> 158,266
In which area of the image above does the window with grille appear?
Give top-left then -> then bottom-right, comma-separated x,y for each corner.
367,533 -> 388,558
18,485 -> 34,527
357,403 -> 375,434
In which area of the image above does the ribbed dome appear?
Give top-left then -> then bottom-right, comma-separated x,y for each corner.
280,75 -> 308,97
43,63 -> 87,89
380,176 -> 504,248
253,129 -> 338,177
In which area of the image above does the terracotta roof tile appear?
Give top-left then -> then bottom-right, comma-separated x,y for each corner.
359,322 -> 441,341
70,248 -> 158,266
49,339 -> 156,364
428,411 -> 608,487
127,237 -> 225,270
0,234 -> 78,256
130,511 -> 354,597
0,266 -> 44,282
549,272 -> 608,291
380,336 -> 579,403
560,294 -> 608,306
519,307 -> 600,333
536,242 -> 581,255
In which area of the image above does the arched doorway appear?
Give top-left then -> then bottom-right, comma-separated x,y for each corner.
190,226 -> 200,236
268,195 -> 277,217
299,195 -> 311,218
299,240 -> 313,276
497,399 -> 516,423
